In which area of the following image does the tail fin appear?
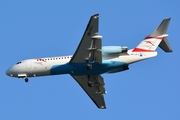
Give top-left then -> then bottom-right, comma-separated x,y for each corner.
133,18 -> 172,52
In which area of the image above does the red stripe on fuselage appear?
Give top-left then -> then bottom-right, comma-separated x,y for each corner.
132,48 -> 155,52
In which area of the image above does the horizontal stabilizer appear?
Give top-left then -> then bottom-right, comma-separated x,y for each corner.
159,37 -> 172,52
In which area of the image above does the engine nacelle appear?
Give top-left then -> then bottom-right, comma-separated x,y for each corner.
102,46 -> 128,55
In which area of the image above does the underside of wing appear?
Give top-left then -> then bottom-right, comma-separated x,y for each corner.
70,14 -> 102,64
71,75 -> 106,109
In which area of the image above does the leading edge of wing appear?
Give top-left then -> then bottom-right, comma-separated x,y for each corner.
70,14 -> 99,63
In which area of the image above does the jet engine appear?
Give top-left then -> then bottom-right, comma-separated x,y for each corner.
102,46 -> 128,55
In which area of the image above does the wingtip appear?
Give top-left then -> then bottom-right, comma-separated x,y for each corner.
92,14 -> 99,18
164,17 -> 171,21
99,105 -> 106,109
93,13 -> 99,16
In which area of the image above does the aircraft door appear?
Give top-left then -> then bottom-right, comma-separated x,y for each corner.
26,60 -> 32,69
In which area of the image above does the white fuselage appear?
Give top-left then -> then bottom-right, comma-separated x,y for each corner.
6,50 -> 157,79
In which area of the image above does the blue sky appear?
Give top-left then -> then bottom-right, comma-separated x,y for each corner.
1,0 -> 180,120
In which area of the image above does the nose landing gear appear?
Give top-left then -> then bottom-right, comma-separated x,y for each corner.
18,74 -> 29,82
25,78 -> 29,82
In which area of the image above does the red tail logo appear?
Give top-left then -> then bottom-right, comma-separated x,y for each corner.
145,41 -> 154,46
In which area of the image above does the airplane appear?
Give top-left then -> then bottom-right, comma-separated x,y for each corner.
6,14 -> 172,109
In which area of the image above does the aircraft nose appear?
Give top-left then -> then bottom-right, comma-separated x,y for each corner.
6,68 -> 12,76
6,66 -> 15,77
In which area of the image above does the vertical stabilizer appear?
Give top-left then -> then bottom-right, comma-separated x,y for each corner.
150,18 -> 170,37
133,18 -> 172,52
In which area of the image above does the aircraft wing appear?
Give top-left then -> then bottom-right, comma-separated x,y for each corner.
70,14 -> 102,64
71,75 -> 106,109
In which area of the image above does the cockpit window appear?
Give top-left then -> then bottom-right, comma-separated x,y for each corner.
16,62 -> 22,64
